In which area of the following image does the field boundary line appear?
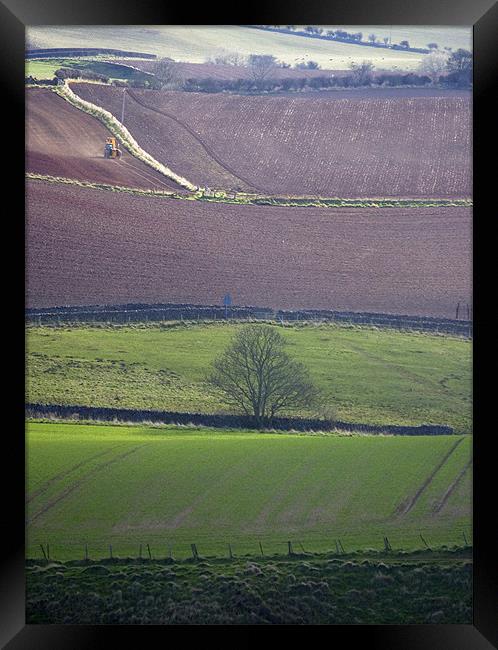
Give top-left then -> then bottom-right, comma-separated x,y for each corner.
28,444 -> 146,524
26,173 -> 472,210
25,403 -> 456,436
51,83 -> 197,191
393,437 -> 465,518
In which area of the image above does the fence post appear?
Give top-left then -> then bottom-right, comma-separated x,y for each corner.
259,542 -> 264,557
339,540 -> 345,554
109,544 -> 113,559
462,531 -> 468,546
228,543 -> 233,559
40,544 -> 47,562
287,541 -> 293,556
147,544 -> 152,560
191,543 -> 199,560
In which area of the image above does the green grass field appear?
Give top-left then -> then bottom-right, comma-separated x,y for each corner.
26,421 -> 471,561
26,25 -> 427,70
26,58 -> 149,81
26,322 -> 472,433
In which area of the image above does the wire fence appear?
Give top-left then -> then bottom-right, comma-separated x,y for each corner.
31,531 -> 473,564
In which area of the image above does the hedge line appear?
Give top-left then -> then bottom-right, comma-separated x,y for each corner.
25,403 -> 455,435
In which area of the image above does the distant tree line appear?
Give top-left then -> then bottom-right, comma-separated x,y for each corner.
177,71 -> 469,94
250,25 -> 433,54
30,47 -> 471,92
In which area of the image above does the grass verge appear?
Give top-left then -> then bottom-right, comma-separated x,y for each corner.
26,172 -> 472,209
26,549 -> 472,624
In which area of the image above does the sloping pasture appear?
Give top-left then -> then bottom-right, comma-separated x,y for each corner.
26,322 -> 472,433
27,25 -> 426,70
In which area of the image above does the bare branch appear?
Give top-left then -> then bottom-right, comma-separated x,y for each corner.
206,325 -> 320,427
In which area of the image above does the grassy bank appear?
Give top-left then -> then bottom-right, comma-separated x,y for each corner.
26,550 -> 472,624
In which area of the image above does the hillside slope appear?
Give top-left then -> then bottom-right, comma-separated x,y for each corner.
26,88 -> 181,191
27,25 -> 426,70
73,84 -> 472,198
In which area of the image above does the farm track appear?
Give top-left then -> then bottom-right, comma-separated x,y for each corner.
27,444 -> 124,504
432,458 -> 472,514
394,437 -> 464,518
28,445 -> 146,524
125,89 -> 265,192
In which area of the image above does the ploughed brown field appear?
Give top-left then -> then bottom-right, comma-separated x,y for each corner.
26,88 -> 182,192
26,179 -> 471,316
72,83 -> 471,198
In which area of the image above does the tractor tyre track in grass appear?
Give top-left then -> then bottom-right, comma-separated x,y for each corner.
347,342 -> 451,396
27,444 -> 125,504
393,437 -> 464,518
432,457 -> 472,514
28,445 -> 146,524
125,89 -> 266,193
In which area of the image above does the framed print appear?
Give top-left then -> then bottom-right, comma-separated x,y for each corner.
1,0 -> 497,645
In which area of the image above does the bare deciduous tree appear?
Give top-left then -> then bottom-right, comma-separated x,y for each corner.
207,325 -> 319,427
418,50 -> 448,84
349,60 -> 375,86
446,48 -> 472,72
205,51 -> 247,66
247,54 -> 278,83
153,57 -> 183,89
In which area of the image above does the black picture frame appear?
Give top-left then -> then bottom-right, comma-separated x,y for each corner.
3,0 -> 496,646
